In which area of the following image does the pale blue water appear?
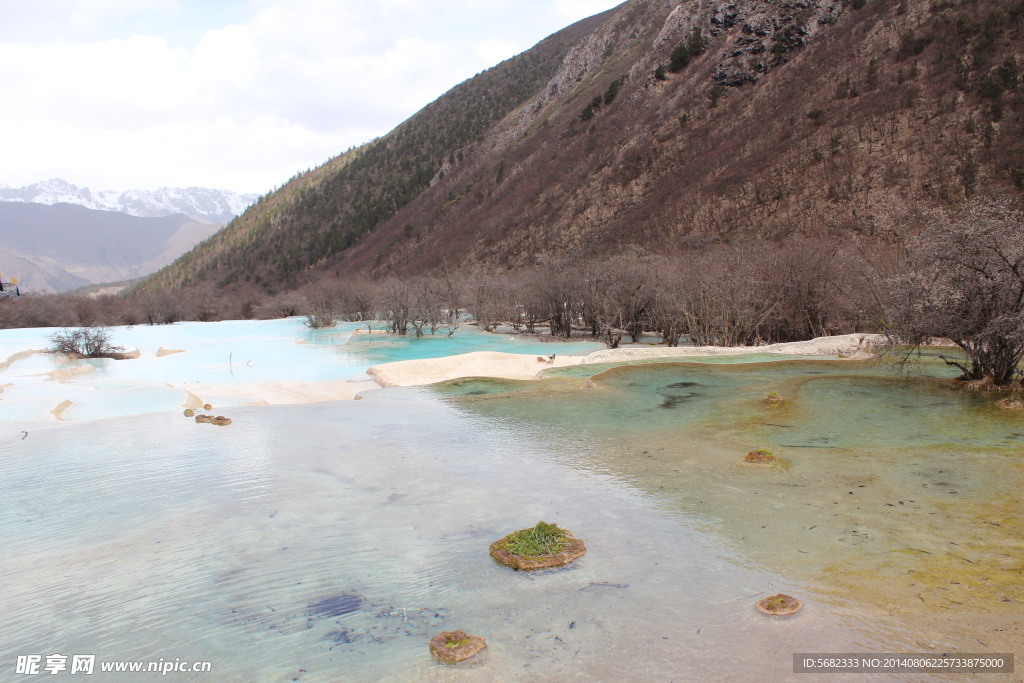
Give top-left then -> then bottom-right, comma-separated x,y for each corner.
1,321 -> 1020,681
0,320 -> 603,422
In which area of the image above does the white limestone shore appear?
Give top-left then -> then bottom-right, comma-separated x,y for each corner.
366,334 -> 882,388
176,379 -> 380,408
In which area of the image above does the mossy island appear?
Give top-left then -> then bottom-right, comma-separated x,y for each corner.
489,521 -> 586,570
183,408 -> 195,417
756,593 -> 803,616
195,414 -> 232,426
429,630 -> 487,664
743,448 -> 778,466
765,391 -> 784,405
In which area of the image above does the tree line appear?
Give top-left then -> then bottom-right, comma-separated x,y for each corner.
3,198 -> 1022,386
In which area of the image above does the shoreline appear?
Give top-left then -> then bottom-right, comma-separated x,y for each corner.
175,379 -> 380,409
1,332 -> 882,423
366,334 -> 882,388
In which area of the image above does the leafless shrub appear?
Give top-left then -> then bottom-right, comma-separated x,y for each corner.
256,292 -> 307,319
304,295 -> 337,329
884,197 -> 1024,385
47,327 -> 124,358
580,253 -> 656,347
461,269 -> 517,332
527,258 -> 582,338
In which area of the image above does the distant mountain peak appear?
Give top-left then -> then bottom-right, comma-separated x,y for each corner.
0,179 -> 259,224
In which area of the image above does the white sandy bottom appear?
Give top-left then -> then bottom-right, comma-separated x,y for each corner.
178,379 -> 379,408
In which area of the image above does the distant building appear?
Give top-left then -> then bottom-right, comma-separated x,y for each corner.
0,275 -> 20,298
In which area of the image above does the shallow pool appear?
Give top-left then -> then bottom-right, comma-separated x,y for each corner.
1,322 -> 1020,681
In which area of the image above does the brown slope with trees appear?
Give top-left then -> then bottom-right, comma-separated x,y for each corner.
134,6 -> 621,294
138,0 -> 1024,293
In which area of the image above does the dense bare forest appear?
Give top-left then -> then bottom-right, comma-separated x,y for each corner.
0,234 -> 867,340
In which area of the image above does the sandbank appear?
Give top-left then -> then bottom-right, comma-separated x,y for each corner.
581,333 -> 881,364
0,348 -> 43,371
156,347 -> 186,357
51,399 -> 74,421
367,334 -> 882,388
176,379 -> 379,408
38,365 -> 96,381
367,351 -> 584,387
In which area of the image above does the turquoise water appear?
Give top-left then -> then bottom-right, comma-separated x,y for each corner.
439,361 -> 1024,638
0,320 -> 604,422
1,321 -> 1021,681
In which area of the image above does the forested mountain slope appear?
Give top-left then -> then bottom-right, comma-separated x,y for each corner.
140,0 -> 1024,294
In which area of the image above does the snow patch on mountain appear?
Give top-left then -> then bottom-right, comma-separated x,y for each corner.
0,179 -> 259,224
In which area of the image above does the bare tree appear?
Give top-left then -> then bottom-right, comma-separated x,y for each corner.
759,237 -> 849,342
463,269 -> 517,333
579,254 -> 656,348
528,258 -> 581,338
48,327 -> 124,358
648,258 -> 689,346
304,295 -> 337,329
340,278 -> 377,322
885,198 -> 1024,385
678,246 -> 781,346
378,278 -> 412,335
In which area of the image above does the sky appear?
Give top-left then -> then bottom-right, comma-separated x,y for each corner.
0,0 -> 623,195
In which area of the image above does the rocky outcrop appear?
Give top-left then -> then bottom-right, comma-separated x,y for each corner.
653,0 -> 846,89
195,414 -> 232,426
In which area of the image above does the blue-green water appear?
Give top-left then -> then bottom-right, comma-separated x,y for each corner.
1,321 -> 1021,681
0,320 -> 604,422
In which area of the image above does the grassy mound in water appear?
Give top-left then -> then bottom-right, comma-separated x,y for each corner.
429,630 -> 487,664
489,521 -> 586,570
496,521 -> 567,556
756,593 -> 803,616
744,448 -> 777,465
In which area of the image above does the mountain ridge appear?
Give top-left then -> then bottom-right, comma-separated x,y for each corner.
0,202 -> 221,293
138,0 -> 1024,294
0,178 -> 259,224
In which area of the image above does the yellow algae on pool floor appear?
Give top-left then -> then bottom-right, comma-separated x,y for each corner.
441,359 -> 1024,660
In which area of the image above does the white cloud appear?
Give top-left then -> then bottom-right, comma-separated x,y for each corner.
476,38 -> 522,66
0,0 -> 623,193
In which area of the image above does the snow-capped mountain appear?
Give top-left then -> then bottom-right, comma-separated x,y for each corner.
0,179 -> 259,224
